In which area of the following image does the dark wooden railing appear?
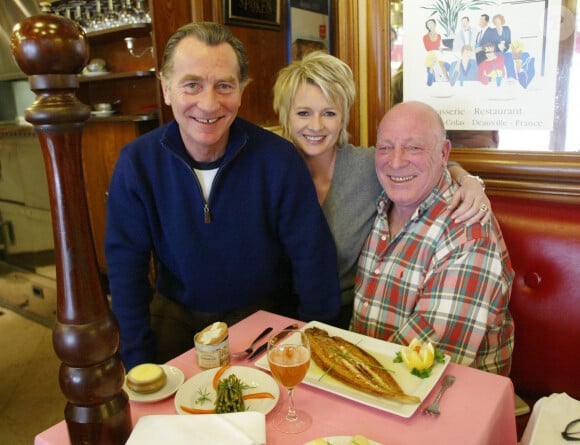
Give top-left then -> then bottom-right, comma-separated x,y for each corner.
10,12 -> 130,445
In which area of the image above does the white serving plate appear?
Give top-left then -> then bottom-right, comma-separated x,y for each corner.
255,321 -> 450,418
123,365 -> 184,403
174,365 -> 279,415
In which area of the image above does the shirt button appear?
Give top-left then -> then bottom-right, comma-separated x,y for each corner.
381,235 -> 387,241
374,268 -> 381,275
363,301 -> 369,308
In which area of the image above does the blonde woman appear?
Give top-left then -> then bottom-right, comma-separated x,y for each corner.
273,51 -> 490,328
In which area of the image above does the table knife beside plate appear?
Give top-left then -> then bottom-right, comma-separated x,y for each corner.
248,323 -> 299,360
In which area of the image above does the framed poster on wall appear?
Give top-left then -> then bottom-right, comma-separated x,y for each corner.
223,0 -> 281,31
288,0 -> 331,61
402,0 -> 562,132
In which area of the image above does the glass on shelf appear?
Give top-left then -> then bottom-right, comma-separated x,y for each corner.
134,0 -> 151,23
54,4 -> 73,20
119,0 -> 139,24
91,0 -> 107,31
103,0 -> 121,28
71,2 -> 92,32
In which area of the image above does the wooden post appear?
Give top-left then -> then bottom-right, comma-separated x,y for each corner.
10,12 -> 131,445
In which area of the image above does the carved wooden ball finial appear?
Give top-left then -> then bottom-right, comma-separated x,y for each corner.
10,13 -> 89,75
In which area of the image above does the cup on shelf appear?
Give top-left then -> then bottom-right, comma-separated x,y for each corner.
87,58 -> 107,72
93,103 -> 113,112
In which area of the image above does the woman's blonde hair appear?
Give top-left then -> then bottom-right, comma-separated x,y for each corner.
273,51 -> 355,146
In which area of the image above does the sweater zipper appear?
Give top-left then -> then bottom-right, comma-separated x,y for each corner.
204,203 -> 211,223
166,134 -> 245,225
170,156 -> 213,224
198,139 -> 245,224
190,169 -> 212,224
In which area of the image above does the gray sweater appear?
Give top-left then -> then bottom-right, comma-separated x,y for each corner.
322,144 -> 382,306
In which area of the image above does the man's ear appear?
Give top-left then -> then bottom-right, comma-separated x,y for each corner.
161,77 -> 171,106
441,139 -> 452,165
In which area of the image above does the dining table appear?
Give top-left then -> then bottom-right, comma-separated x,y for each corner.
35,310 -> 517,445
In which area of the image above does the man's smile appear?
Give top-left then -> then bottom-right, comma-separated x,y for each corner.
193,117 -> 221,124
390,175 -> 415,183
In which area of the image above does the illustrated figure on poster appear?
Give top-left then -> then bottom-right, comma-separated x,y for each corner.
475,14 -> 496,65
509,40 -> 536,89
489,13 -> 516,79
492,14 -> 512,53
426,50 -> 449,86
452,17 -> 475,56
478,43 -> 506,85
449,45 -> 478,86
423,19 -> 442,51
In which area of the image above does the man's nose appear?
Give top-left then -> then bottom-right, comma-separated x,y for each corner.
389,146 -> 407,167
198,88 -> 220,111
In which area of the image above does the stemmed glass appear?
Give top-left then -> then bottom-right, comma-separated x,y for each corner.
103,0 -> 121,28
134,0 -> 151,23
71,2 -> 92,32
267,329 -> 312,434
119,0 -> 139,24
91,0 -> 107,31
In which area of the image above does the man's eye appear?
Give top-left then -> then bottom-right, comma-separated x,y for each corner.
376,145 -> 393,152
405,145 -> 421,151
216,83 -> 236,93
183,82 -> 201,92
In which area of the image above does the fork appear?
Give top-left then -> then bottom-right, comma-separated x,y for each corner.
230,327 -> 273,359
423,374 -> 455,415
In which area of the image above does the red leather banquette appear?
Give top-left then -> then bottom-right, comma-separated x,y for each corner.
491,195 -> 580,421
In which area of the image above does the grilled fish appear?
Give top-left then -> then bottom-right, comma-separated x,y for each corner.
305,326 -> 421,404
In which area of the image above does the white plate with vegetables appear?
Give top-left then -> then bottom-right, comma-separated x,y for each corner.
174,365 -> 280,415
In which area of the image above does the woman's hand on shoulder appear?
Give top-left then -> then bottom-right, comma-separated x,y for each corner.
449,177 -> 491,226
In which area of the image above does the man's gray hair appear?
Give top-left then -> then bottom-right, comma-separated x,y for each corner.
160,22 -> 250,85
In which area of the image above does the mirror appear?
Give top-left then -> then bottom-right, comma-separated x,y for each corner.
389,0 -> 579,152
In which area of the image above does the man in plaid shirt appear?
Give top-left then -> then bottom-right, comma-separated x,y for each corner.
352,101 -> 514,375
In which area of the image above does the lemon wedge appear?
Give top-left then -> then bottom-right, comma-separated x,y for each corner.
400,338 -> 435,371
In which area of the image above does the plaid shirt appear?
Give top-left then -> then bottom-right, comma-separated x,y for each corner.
352,170 -> 514,375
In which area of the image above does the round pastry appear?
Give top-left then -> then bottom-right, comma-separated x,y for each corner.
126,363 -> 167,394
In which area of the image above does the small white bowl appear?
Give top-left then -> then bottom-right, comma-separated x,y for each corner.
93,103 -> 112,112
87,58 -> 106,72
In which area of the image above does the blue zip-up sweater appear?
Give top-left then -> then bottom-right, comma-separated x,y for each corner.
105,118 -> 341,368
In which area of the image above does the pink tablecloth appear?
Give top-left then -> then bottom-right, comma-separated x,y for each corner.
35,310 -> 517,445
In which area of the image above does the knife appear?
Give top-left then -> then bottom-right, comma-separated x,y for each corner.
248,323 -> 299,360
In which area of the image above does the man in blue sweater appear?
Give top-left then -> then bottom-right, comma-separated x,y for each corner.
105,22 -> 341,370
